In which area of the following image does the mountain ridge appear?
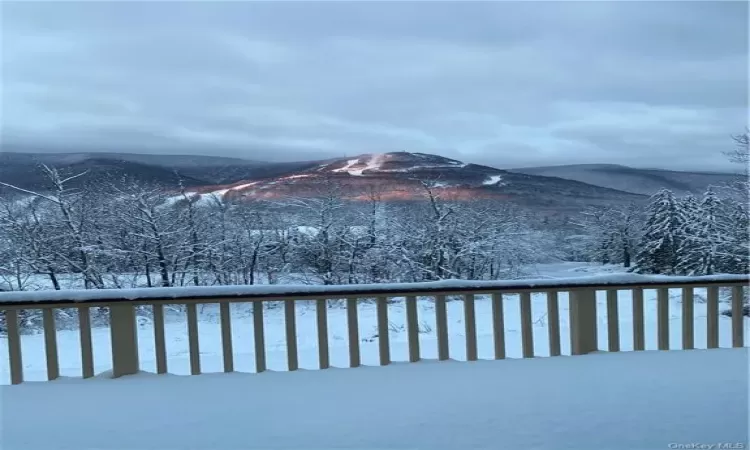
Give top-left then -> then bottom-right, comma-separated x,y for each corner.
509,163 -> 743,196
3,150 -> 738,211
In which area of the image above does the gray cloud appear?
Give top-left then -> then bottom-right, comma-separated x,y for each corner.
2,1 -> 747,171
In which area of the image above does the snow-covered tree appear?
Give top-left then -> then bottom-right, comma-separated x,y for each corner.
677,190 -> 732,275
632,189 -> 687,275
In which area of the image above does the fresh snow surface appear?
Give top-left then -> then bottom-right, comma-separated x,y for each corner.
332,154 -> 387,176
483,174 -> 503,186
330,153 -> 469,176
331,158 -> 361,174
163,181 -> 259,205
1,349 -> 747,449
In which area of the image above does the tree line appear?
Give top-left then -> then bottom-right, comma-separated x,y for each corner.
0,171 -> 562,290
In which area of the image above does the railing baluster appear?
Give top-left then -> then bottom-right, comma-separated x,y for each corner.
316,299 -> 330,369
253,302 -> 266,373
731,286 -> 744,348
682,287 -> 694,350
464,294 -> 478,361
546,291 -> 560,357
435,294 -> 449,361
606,290 -> 620,352
405,296 -> 420,362
78,306 -> 94,379
42,308 -> 60,380
186,303 -> 201,375
284,300 -> 298,371
520,292 -> 534,358
6,309 -> 23,385
346,298 -> 360,368
219,301 -> 234,373
707,286 -> 719,349
377,296 -> 390,365
657,288 -> 669,350
632,288 -> 645,351
152,304 -> 168,374
491,293 -> 505,359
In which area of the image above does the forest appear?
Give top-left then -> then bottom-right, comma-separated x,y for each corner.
0,137 -> 747,292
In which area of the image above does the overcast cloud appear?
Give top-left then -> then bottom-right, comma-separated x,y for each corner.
1,1 -> 747,171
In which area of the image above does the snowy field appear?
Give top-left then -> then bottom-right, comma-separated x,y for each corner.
1,348 -> 747,449
1,262 -> 747,385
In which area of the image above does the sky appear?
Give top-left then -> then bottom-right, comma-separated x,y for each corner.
2,1 -> 747,171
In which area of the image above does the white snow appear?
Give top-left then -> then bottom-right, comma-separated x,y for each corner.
160,182 -> 259,206
353,154 -> 387,176
483,174 -> 504,186
0,272 -> 745,303
1,348 -> 747,449
227,181 -> 258,191
327,153 -> 471,176
330,154 -> 387,176
331,158 -> 361,174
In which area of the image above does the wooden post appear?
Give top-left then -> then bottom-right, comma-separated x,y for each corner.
546,291 -> 560,357
732,286 -> 744,348
569,289 -> 598,355
464,294 -> 477,361
681,287 -> 694,350
657,288 -> 669,350
606,290 -> 620,352
316,299 -> 330,369
253,301 -> 266,373
285,300 -> 298,371
707,286 -> 719,349
152,304 -> 168,374
109,304 -> 140,378
435,295 -> 449,361
78,307 -> 94,378
346,298 -> 360,368
220,302 -> 234,373
186,303 -> 201,375
632,288 -> 645,351
519,292 -> 534,358
377,297 -> 390,366
6,309 -> 23,385
42,308 -> 60,380
405,296 -> 420,362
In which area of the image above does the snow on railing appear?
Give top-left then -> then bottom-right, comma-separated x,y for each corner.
0,273 -> 747,305
0,274 -> 747,385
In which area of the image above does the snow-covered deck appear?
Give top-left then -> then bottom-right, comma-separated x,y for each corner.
2,348 -> 747,449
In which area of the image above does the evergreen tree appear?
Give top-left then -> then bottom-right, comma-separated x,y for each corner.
677,190 -> 731,275
632,189 -> 686,274
718,202 -> 750,274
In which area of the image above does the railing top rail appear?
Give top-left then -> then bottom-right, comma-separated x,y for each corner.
0,273 -> 747,308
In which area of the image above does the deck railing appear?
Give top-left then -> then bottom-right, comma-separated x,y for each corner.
0,274 -> 747,385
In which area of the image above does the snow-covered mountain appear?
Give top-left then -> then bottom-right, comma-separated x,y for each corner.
172,152 -> 645,210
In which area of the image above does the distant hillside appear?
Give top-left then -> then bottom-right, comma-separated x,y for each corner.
509,164 -> 743,196
0,152 -> 325,190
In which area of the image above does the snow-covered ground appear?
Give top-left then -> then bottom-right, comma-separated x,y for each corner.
1,262 -> 747,385
2,348 -> 747,449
